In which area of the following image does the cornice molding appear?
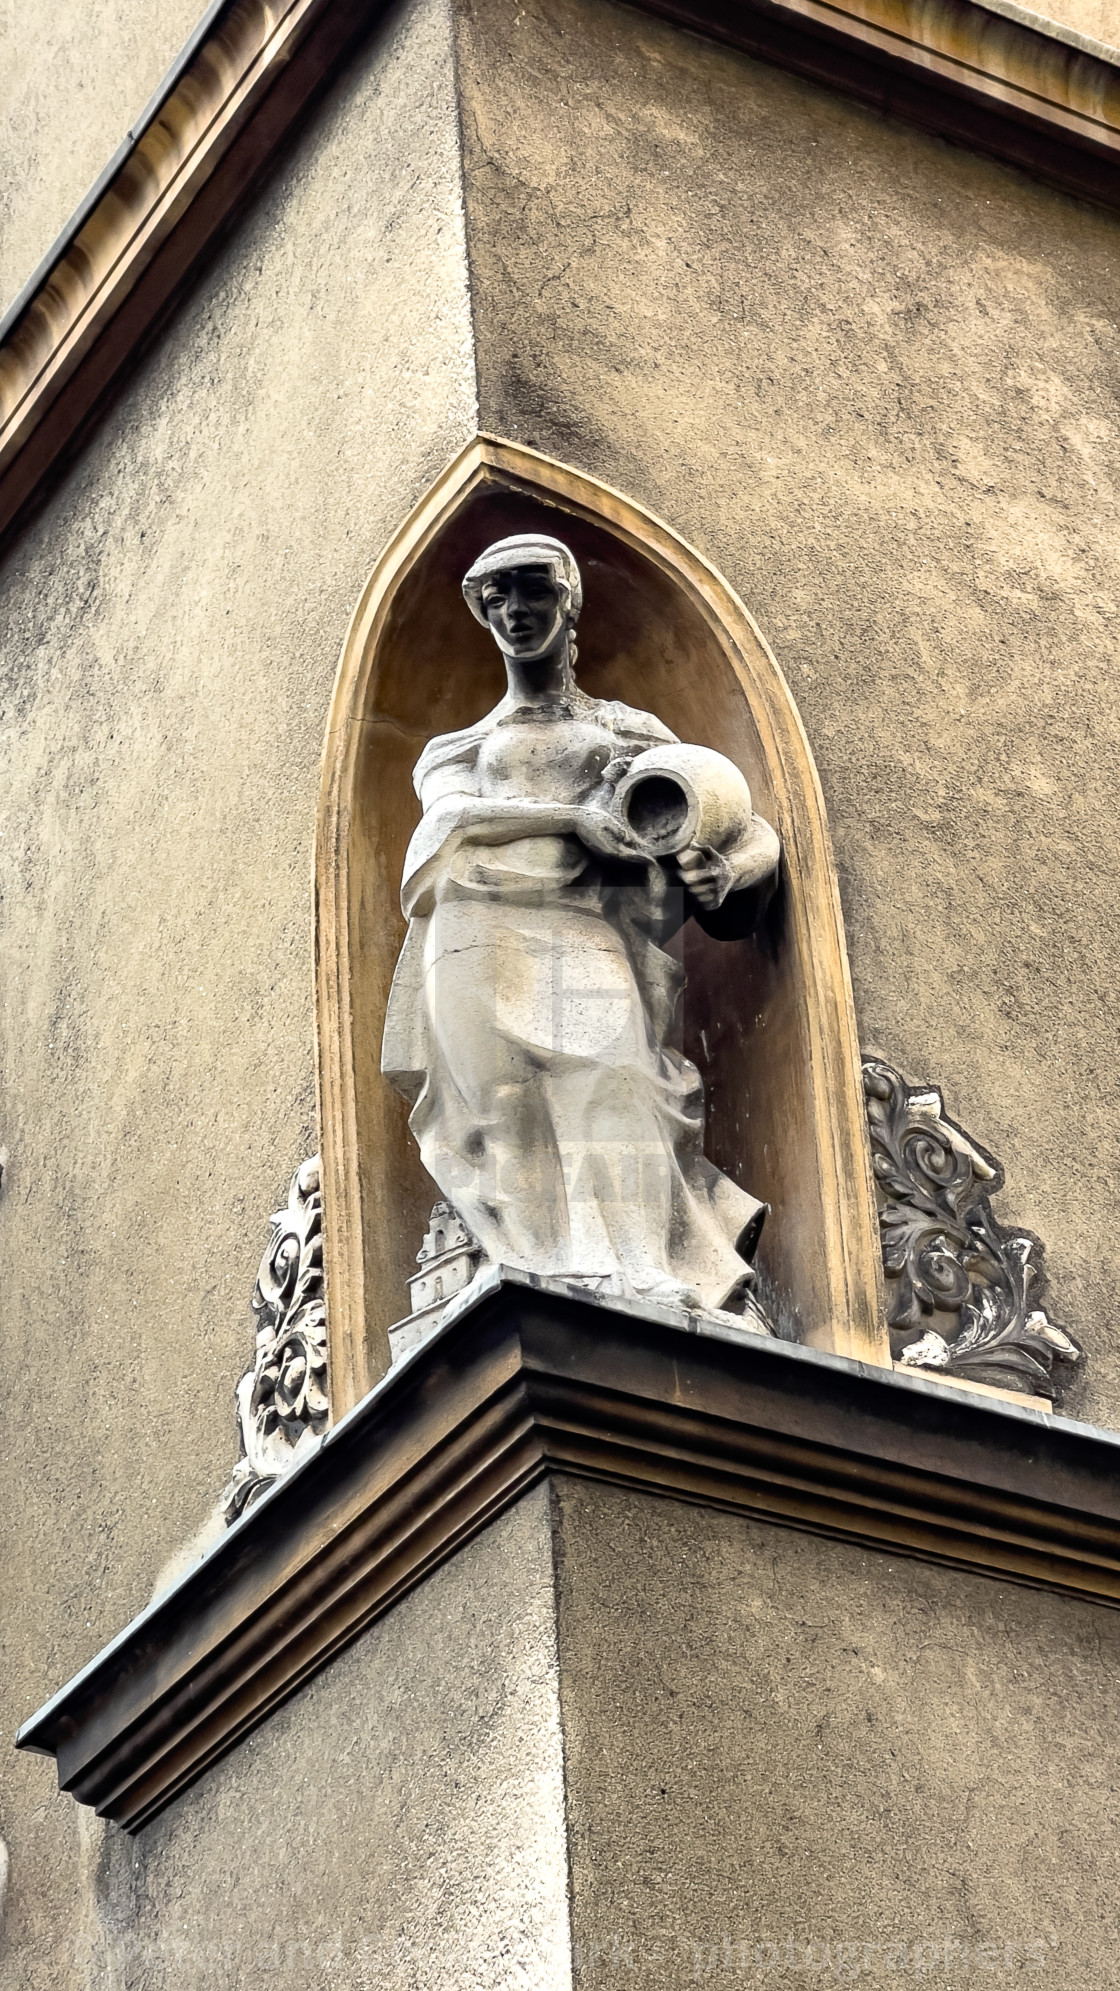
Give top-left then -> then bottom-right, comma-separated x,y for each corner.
0,0 -> 1119,552
0,0 -> 382,551
645,0 -> 1120,200
17,1274 -> 1120,1832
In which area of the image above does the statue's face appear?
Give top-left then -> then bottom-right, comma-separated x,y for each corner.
480,565 -> 567,661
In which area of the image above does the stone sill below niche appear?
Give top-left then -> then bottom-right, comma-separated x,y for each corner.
891,1362 -> 1052,1414
410,1269 -> 1058,1413
17,1272 -> 1120,1833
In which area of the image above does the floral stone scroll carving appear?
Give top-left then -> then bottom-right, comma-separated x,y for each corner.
221,1156 -> 329,1522
862,1058 -> 1081,1401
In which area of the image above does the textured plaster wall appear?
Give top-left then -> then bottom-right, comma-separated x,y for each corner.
3,0 -> 1120,337
455,0 -> 1120,1428
4,0 -> 1120,1980
80,1490 -> 573,1991
0,0 -> 475,1980
0,0 -> 204,316
22,1473 -> 1120,1990
553,1477 -> 1120,1986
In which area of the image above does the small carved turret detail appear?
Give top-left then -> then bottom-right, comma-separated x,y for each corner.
410,1202 -> 479,1312
388,1201 -> 482,1364
862,1057 -> 1081,1401
221,1155 -> 329,1523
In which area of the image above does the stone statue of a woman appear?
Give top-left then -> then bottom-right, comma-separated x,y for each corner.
382,534 -> 781,1321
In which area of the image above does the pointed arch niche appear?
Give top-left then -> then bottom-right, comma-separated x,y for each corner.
315,438 -> 887,1412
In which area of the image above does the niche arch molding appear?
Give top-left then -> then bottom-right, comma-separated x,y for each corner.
315,436 -> 887,1413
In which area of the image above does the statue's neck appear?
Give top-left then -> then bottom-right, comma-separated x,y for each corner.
503,641 -> 578,709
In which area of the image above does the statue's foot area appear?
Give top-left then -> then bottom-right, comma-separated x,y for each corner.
562,1269 -> 774,1337
706,1294 -> 773,1337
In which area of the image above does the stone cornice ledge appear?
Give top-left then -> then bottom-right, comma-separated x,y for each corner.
0,0 -> 384,550
18,1271 -> 1120,1832
1,0 -> 1120,553
644,0 -> 1120,201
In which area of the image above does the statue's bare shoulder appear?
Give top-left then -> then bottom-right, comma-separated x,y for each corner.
413,718 -> 489,801
597,699 -> 679,750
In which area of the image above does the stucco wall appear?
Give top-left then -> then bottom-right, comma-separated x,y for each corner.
455,0 -> 1120,1428
14,1472 -> 1118,1988
553,1477 -> 1118,1986
77,1489 -> 572,1991
3,0 -> 1119,337
0,0 -> 475,1978
4,0 -> 1120,1978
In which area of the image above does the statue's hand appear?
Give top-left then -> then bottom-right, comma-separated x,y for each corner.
600,753 -> 637,789
673,842 -> 733,910
574,804 -> 643,862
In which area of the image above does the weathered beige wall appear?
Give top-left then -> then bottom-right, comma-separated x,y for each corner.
554,1478 -> 1118,1984
2,0 -> 1119,324
78,1490 -> 572,1990
0,0 -> 475,1979
4,0 -> 1120,1978
0,0 -> 204,315
16,1473 -> 1119,1987
455,0 -> 1120,1428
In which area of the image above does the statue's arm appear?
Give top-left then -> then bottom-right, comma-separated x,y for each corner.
402,793 -> 556,914
400,783 -> 641,915
416,789 -> 640,854
673,813 -> 781,940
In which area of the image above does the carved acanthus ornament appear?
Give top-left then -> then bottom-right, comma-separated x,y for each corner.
221,1156 -> 329,1523
862,1058 -> 1080,1400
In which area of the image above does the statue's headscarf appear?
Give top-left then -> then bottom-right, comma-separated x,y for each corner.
462,535 -> 583,627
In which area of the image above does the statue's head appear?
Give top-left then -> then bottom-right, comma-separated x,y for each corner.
462,535 -> 582,664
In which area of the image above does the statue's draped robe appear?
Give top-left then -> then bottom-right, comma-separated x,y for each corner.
382,696 -> 764,1313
